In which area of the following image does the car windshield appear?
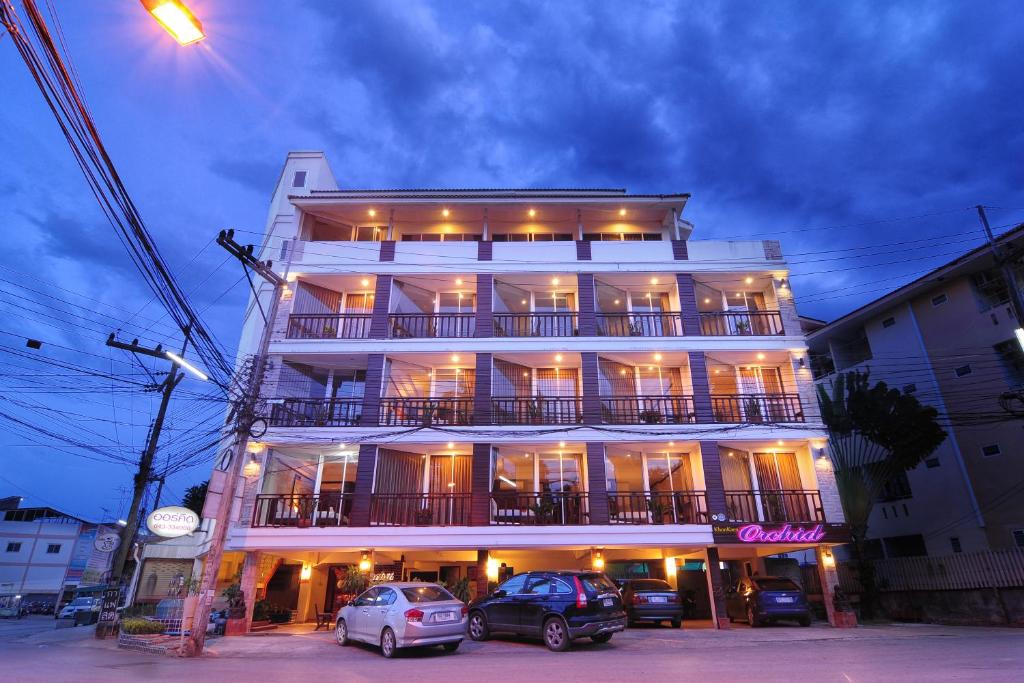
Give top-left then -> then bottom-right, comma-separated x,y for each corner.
68,598 -> 92,606
630,580 -> 672,591
579,573 -> 618,594
755,578 -> 800,592
402,586 -> 455,603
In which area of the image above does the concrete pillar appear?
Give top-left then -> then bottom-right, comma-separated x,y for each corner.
816,545 -> 856,627
703,547 -> 730,629
241,551 -> 262,631
296,563 -> 314,623
475,549 -> 490,600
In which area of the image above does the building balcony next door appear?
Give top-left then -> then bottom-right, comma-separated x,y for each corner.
724,490 -> 825,524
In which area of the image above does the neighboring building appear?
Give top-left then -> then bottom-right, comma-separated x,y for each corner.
0,502 -> 117,607
807,225 -> 1024,557
215,151 -> 847,629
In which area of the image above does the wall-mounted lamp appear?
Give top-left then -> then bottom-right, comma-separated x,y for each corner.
243,451 -> 261,477
359,550 -> 372,573
664,557 -> 677,577
300,563 -> 312,582
486,557 -> 500,581
592,549 -> 605,571
822,548 -> 836,568
779,278 -> 790,289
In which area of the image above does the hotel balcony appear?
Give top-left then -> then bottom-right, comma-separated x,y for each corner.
724,490 -> 825,523
604,445 -> 708,525
694,274 -> 787,336
597,352 -> 695,425
388,275 -> 477,339
379,354 -> 474,426
492,274 -> 579,337
606,491 -> 708,525
594,274 -> 683,337
490,443 -> 590,525
707,351 -> 805,423
285,275 -> 376,340
490,353 -> 582,425
265,359 -> 366,427
251,493 -> 353,528
718,443 -> 825,522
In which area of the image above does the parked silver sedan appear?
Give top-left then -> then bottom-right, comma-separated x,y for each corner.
335,582 -> 466,658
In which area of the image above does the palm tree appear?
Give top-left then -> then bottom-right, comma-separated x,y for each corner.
817,370 -> 946,617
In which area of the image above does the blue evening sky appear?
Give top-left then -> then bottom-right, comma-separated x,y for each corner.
0,0 -> 1022,518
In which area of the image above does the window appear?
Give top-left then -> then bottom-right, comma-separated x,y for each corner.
950,537 -> 962,553
925,457 -> 940,468
5,542 -> 21,552
903,384 -> 917,394
981,444 -> 1002,457
753,578 -> 800,591
354,225 -> 382,241
46,544 -> 61,554
882,317 -> 896,328
582,232 -> 662,241
402,586 -> 454,603
491,233 -> 571,242
291,170 -> 307,188
872,467 -> 912,502
551,578 -> 574,594
1013,529 -> 1024,548
994,339 -> 1024,388
375,588 -> 398,605
931,293 -> 948,306
883,534 -> 927,558
970,269 -> 1012,310
954,364 -> 973,377
526,577 -> 555,594
497,574 -> 529,595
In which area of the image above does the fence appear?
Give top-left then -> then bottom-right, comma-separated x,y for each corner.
872,549 -> 1024,591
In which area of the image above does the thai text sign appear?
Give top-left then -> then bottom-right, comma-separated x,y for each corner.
146,506 -> 200,538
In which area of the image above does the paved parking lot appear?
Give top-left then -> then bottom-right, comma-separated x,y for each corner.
2,617 -> 1022,682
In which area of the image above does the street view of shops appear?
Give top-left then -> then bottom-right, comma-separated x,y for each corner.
0,1 -> 1022,681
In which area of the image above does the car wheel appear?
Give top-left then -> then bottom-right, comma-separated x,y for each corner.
443,641 -> 460,653
468,612 -> 490,641
671,618 -> 682,629
543,617 -> 571,652
591,633 -> 613,644
799,615 -> 812,627
380,627 -> 398,658
335,619 -> 349,646
746,605 -> 761,628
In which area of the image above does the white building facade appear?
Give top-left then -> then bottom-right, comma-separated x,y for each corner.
217,152 -> 848,629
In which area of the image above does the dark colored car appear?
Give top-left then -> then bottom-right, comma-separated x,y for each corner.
619,579 -> 683,628
468,571 -> 626,651
726,576 -> 811,627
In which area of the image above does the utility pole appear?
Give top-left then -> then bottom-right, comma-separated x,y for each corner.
184,230 -> 285,656
95,330 -> 192,637
978,206 -> 1024,349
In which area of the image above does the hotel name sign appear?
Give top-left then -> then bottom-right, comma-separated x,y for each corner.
712,522 -> 850,545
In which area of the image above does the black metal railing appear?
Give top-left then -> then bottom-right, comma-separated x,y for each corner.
607,491 -> 708,525
491,396 -> 583,425
369,493 -> 472,526
711,393 -> 804,423
493,312 -> 578,337
251,493 -> 352,528
286,314 -> 372,340
698,311 -> 785,336
600,395 -> 696,424
724,490 -> 825,523
490,492 -> 590,525
595,312 -> 684,337
379,397 -> 473,426
267,398 -> 362,427
388,313 -> 476,338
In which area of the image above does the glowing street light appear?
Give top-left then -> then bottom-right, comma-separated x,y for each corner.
165,351 -> 209,381
141,0 -> 206,46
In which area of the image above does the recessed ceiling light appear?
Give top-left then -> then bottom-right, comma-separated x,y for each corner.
442,208 -> 450,217
618,208 -> 627,217
745,277 -> 753,285
757,353 -> 765,360
651,277 -> 659,285
528,209 -> 536,218
451,354 -> 460,362
368,209 -> 376,217
360,278 -> 370,287
654,353 -> 663,361
551,277 -> 560,285
448,442 -> 455,448
559,441 -> 566,447
704,298 -> 711,304
455,278 -> 463,285
555,354 -> 563,362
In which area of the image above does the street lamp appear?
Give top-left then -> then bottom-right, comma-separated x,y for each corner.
140,0 -> 205,46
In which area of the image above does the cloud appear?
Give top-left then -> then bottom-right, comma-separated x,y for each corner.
208,158 -> 282,196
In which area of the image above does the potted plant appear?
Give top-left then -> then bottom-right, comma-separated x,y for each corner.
442,577 -> 472,604
639,408 -> 663,424
743,397 -> 763,423
415,507 -> 434,526
222,583 -> 248,636
338,565 -> 369,605
646,497 -> 668,524
321,324 -> 337,339
735,319 -> 751,335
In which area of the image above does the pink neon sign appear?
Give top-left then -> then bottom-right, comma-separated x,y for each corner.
737,523 -> 826,543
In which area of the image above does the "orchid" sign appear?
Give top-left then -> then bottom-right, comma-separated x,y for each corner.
736,523 -> 826,543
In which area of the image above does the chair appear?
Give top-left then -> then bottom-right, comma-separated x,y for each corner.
314,604 -> 333,631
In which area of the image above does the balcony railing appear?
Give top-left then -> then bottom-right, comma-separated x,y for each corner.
490,492 -> 590,525
389,313 -> 476,338
379,397 -> 473,426
286,314 -> 371,340
251,493 -> 352,528
601,395 -> 696,424
491,396 -> 583,425
369,493 -> 471,526
595,312 -> 683,337
724,490 -> 825,523
267,398 -> 362,427
711,393 -> 804,423
607,491 -> 708,525
493,312 -> 578,337
698,311 -> 785,336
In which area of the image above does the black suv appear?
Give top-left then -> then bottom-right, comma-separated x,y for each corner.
468,571 -> 626,651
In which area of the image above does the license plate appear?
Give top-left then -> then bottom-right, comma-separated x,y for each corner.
434,611 -> 456,622
776,597 -> 794,603
602,598 -> 614,607
649,596 -> 668,604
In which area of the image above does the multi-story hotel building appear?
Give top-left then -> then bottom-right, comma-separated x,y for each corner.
216,151 -> 848,629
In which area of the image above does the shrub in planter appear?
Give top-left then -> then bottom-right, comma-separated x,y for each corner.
120,618 -> 166,635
